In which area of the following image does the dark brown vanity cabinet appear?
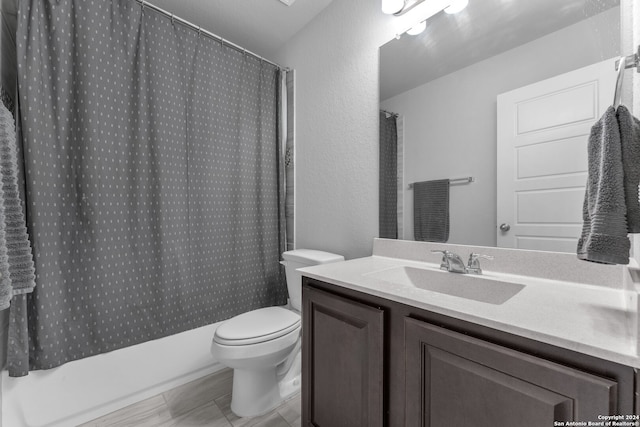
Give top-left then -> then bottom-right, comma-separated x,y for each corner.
302,284 -> 385,427
302,278 -> 637,427
405,318 -> 616,426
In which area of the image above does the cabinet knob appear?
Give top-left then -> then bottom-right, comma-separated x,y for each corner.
499,223 -> 511,232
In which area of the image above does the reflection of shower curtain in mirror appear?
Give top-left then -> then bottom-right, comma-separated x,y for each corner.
8,0 -> 288,376
379,111 -> 398,239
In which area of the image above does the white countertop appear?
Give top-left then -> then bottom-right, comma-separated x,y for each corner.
299,255 -> 640,368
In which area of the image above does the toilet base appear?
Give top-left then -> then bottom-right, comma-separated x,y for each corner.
278,351 -> 301,400
229,350 -> 302,418
230,368 -> 283,417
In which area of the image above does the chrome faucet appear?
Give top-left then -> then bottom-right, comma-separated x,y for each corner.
431,250 -> 468,274
466,253 -> 494,275
431,250 -> 493,275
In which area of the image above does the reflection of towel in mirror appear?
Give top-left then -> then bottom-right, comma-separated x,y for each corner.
577,106 -> 630,264
414,179 -> 449,243
617,105 -> 640,232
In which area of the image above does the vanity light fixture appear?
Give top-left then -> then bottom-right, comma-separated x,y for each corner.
382,0 -> 406,15
394,0 -> 469,38
384,0 -> 468,16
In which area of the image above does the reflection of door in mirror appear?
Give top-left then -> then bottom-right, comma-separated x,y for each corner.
497,58 -> 617,253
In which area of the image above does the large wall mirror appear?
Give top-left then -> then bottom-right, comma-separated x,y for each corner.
379,0 -> 621,253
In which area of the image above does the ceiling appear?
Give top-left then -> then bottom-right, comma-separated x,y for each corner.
380,0 -> 620,101
146,0 -> 621,101
150,0 -> 334,59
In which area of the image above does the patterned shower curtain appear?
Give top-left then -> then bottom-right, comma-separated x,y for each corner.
379,111 -> 398,239
8,0 -> 287,376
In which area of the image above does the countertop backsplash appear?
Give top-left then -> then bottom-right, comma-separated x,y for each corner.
373,238 -> 629,290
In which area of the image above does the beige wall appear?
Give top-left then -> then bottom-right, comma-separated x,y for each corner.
274,0 -> 397,259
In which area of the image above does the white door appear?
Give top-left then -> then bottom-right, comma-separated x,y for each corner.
496,58 -> 617,252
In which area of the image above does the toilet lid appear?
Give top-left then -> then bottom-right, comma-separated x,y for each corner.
214,307 -> 301,346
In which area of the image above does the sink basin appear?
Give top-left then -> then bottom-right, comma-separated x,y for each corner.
364,266 -> 525,305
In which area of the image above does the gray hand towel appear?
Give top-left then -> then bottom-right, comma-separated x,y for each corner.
577,106 -> 630,264
617,105 -> 640,232
414,179 -> 450,242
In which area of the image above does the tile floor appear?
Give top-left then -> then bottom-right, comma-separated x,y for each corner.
79,368 -> 301,427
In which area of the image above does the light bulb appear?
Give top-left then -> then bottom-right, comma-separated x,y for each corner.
444,0 -> 468,14
382,0 -> 405,15
406,20 -> 426,35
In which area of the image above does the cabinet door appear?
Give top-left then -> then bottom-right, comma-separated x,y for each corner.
302,286 -> 384,427
405,317 -> 618,427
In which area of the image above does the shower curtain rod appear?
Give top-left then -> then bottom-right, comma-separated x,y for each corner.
134,0 -> 287,71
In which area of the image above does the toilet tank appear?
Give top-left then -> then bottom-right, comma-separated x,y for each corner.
281,249 -> 344,311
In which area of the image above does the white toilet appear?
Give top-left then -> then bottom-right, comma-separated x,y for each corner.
210,249 -> 344,417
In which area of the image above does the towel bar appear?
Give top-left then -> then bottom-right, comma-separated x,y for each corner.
408,176 -> 474,189
615,44 -> 639,73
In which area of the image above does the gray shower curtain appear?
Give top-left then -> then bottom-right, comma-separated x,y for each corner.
8,0 -> 287,376
379,111 -> 398,239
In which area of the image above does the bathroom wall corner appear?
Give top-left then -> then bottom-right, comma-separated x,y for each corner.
272,0 -> 399,260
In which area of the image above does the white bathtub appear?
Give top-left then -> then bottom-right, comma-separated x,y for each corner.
2,322 -> 223,427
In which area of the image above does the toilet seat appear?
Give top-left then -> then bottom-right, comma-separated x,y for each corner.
214,307 -> 301,346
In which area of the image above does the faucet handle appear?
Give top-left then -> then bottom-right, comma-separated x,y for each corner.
431,249 -> 451,270
468,252 -> 494,261
431,249 -> 450,256
467,253 -> 494,274
431,250 -> 468,273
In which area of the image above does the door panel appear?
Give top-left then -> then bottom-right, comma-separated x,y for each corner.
405,317 -> 618,427
517,188 -> 584,223
302,286 -> 385,427
429,348 -> 573,426
497,58 -> 617,251
516,136 -> 587,179
516,82 -> 598,133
